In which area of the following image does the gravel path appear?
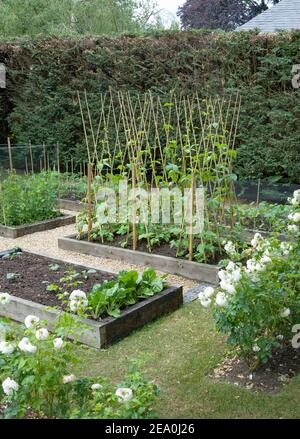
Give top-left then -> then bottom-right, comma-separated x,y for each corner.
0,215 -> 198,293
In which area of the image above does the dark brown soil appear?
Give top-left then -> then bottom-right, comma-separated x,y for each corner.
85,234 -> 225,265
211,346 -> 300,393
0,252 -> 115,308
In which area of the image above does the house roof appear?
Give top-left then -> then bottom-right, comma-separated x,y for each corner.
237,0 -> 300,32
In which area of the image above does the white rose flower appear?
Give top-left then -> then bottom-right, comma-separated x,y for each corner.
280,308 -> 291,318
115,387 -> 133,403
255,262 -> 265,272
253,344 -> 261,353
203,286 -> 215,299
24,315 -> 40,329
53,338 -> 64,350
18,337 -> 37,354
226,261 -> 236,271
220,281 -> 236,295
260,254 -> 272,265
215,292 -> 228,307
69,299 -> 88,313
224,241 -> 236,255
0,293 -> 11,306
69,290 -> 88,313
2,377 -> 19,396
219,263 -> 241,285
69,290 -> 87,301
246,259 -> 264,273
277,334 -> 284,341
288,225 -> 299,233
0,341 -> 14,355
63,374 -> 76,384
294,189 -> 300,199
200,296 -> 212,308
91,383 -> 103,391
292,212 -> 300,223
230,269 -> 241,283
218,270 -> 227,282
280,242 -> 292,255
251,233 -> 263,248
35,328 -> 49,341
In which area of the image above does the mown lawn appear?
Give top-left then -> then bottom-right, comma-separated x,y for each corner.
75,302 -> 300,419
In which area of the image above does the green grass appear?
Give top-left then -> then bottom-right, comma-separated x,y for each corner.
75,302 -> 300,419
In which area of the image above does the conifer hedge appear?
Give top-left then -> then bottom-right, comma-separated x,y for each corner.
0,30 -> 300,182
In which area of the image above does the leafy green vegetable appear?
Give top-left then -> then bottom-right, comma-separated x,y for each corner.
88,268 -> 167,319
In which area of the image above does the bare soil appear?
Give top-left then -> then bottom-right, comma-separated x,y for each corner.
211,346 -> 300,393
0,251 -> 115,308
85,234 -> 225,265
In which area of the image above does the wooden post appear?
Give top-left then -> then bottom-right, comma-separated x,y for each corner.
25,157 -> 29,175
71,158 -> 74,175
87,163 -> 93,242
40,158 -> 43,173
47,153 -> 50,171
7,137 -> 13,171
29,142 -> 34,173
132,165 -> 137,251
188,173 -> 195,262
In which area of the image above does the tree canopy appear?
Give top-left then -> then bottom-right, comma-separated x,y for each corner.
178,0 -> 281,31
0,0 -> 159,38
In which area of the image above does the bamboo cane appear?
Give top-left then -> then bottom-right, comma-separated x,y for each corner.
7,137 -> 13,171
87,162 -> 93,242
132,164 -> 137,251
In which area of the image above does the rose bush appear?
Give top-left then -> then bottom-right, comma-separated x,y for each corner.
0,299 -> 159,419
199,190 -> 300,368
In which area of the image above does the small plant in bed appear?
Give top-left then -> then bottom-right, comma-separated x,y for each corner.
0,172 -> 60,226
199,191 -> 300,389
87,269 -> 167,319
58,173 -> 87,202
55,268 -> 167,320
0,299 -> 159,419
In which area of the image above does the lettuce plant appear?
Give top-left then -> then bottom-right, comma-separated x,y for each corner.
88,268 -> 167,319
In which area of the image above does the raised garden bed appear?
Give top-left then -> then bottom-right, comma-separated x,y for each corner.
0,250 -> 183,348
58,234 -> 219,284
59,198 -> 89,212
0,214 -> 75,238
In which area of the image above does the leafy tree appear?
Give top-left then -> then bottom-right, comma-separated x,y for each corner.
178,0 -> 281,31
0,0 -> 159,38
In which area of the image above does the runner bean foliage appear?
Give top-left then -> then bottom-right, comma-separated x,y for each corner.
0,172 -> 60,226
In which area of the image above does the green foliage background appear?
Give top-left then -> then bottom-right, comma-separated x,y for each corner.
0,30 -> 300,182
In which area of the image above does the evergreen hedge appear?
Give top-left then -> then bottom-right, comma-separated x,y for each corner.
0,30 -> 300,183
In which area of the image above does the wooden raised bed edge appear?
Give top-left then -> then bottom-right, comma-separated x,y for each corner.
0,250 -> 183,349
0,286 -> 182,350
59,199 -> 89,212
58,234 -> 219,284
0,214 -> 75,239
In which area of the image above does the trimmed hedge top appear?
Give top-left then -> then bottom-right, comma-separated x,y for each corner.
0,30 -> 300,183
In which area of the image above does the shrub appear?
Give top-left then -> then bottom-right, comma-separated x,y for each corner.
0,306 -> 159,419
199,190 -> 300,368
0,172 -> 60,226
